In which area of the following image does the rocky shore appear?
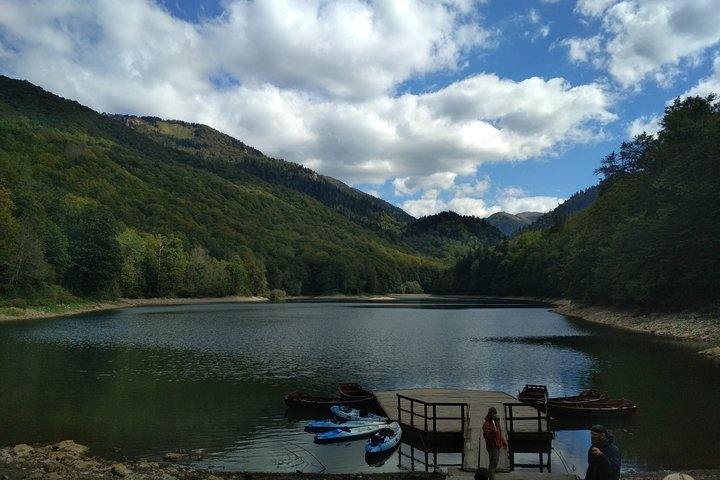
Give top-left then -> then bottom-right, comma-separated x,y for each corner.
552,301 -> 720,360
2,441 -> 719,480
0,440 -> 438,480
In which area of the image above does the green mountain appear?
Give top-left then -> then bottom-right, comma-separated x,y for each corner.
528,186 -> 599,232
113,115 -> 414,240
403,211 -> 505,258
0,76 -> 501,302
485,211 -> 543,236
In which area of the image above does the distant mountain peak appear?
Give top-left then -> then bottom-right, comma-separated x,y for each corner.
485,211 -> 543,236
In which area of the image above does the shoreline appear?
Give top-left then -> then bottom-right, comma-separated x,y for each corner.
552,300 -> 720,360
0,294 -> 406,323
3,296 -> 719,360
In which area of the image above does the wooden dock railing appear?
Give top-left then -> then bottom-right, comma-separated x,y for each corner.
396,393 -> 469,436
503,402 -> 553,472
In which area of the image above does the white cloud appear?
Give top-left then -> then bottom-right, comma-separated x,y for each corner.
201,0 -> 492,101
400,179 -> 563,219
575,0 -> 616,17
627,114 -> 661,138
567,0 -> 720,88
682,53 -> 720,99
496,188 -> 564,214
562,36 -> 602,64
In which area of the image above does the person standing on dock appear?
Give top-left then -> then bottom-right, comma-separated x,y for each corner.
482,407 -> 507,480
586,424 -> 621,480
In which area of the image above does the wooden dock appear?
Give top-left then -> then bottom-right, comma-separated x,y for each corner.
374,388 -> 551,472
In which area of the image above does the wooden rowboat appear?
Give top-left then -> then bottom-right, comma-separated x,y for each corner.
547,398 -> 637,418
518,384 -> 609,406
284,390 -> 375,410
338,382 -> 374,400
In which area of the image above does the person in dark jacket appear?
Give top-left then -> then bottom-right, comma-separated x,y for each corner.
481,407 -> 508,480
586,424 -> 621,480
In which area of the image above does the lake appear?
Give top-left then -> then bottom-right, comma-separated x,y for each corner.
0,297 -> 718,475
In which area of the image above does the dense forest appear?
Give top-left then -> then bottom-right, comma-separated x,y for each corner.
0,76 -> 504,305
447,95 -> 720,310
2,75 -> 717,311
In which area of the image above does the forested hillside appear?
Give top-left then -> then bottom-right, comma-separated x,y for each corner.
447,95 -> 720,310
115,115 -> 414,240
1,76 -> 503,304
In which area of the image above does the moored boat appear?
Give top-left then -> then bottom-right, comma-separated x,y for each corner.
338,382 -> 374,399
365,421 -> 402,453
518,384 -> 609,406
313,422 -> 389,443
548,389 -> 609,404
330,404 -> 389,422
304,418 -> 388,431
518,384 -> 549,403
547,398 -> 638,418
284,390 -> 375,410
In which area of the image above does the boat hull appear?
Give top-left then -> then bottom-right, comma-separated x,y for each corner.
365,421 -> 402,453
313,423 -> 388,443
330,405 -> 389,422
304,418 -> 388,431
284,390 -> 375,410
548,398 -> 637,418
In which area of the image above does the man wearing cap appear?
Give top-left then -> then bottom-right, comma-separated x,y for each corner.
586,424 -> 621,480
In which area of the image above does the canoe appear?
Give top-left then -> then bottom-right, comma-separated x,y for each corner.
313,422 -> 389,443
284,391 -> 375,410
304,418 -> 388,431
330,405 -> 389,422
547,398 -> 638,418
338,382 -> 374,400
365,421 -> 402,453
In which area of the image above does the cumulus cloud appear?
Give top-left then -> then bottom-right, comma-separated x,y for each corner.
566,0 -> 720,88
681,53 -> 720,99
627,114 -> 662,138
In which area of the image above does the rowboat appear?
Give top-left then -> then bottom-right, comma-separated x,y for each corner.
517,384 -> 549,403
547,398 -> 638,418
518,384 -> 609,406
365,421 -> 402,453
330,405 -> 389,422
284,391 -> 375,410
338,382 -> 374,400
313,422 -> 389,443
304,418 -> 388,431
549,390 -> 609,404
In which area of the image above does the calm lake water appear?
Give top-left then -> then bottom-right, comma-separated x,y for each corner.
0,297 -> 718,475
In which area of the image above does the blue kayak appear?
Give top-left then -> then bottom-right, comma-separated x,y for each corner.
305,418 -> 388,431
365,421 -> 402,453
313,422 -> 389,443
330,405 -> 389,422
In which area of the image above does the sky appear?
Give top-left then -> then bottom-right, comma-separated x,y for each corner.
1,1 -> 719,218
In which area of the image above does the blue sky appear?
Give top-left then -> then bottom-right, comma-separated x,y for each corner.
1,1 -> 719,218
